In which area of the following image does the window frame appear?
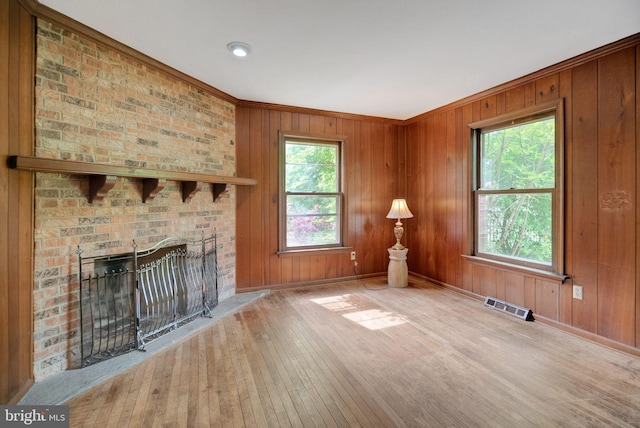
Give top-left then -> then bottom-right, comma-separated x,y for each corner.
468,100 -> 565,274
278,131 -> 348,254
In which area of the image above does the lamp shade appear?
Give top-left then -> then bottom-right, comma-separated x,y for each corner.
386,199 -> 414,220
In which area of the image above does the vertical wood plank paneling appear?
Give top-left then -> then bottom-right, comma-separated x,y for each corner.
425,116 -> 435,277
637,45 -> 640,348
495,92 -> 506,116
325,254 -> 338,279
325,116 -> 336,134
268,110 -> 281,285
261,110 -> 272,285
480,96 -> 497,120
475,265 -> 497,297
382,123 -> 397,269
353,121 -> 364,272
396,125 -> 407,279
326,112 -> 342,283
371,122 -> 385,272
406,122 -> 420,273
524,82 -> 536,106
299,114 -> 310,133
446,109 -> 459,287
558,69 -> 573,326
505,86 -> 525,113
291,257 -> 300,283
342,119 -> 357,277
471,265 -> 480,295
290,113 -> 299,132
597,48 -> 636,346
360,122 -> 382,272
2,0 -> 34,404
234,36 -> 640,355
249,108 -> 264,287
309,114 -> 324,134
536,280 -> 559,320
309,255 -> 324,281
535,74 -> 560,104
16,3 -> 33,398
461,103 -> 474,279
338,120 -> 351,276
404,39 -> 640,352
495,270 -> 505,301
504,272 -> 525,307
382,122 -> 395,272
235,107 -> 252,288
454,106 -> 465,288
279,113 -> 293,284
0,0 -> 9,403
236,107 -> 399,290
413,118 -> 426,273
571,60 -> 599,333
360,122 -> 374,273
281,257 -> 293,284
396,126 -> 407,197
433,112 -> 447,282
524,277 -> 536,312
299,255 -> 310,283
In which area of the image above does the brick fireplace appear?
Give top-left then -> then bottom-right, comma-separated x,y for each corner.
32,19 -> 239,380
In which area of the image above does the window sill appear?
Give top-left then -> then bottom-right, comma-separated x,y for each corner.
462,255 -> 569,283
277,247 -> 352,258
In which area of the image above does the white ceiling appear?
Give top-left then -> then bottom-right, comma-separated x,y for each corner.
39,0 -> 640,120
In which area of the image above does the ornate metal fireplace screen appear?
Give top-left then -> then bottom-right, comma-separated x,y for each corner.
77,234 -> 218,367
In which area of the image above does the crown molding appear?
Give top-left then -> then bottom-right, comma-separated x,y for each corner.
237,100 -> 405,126
405,32 -> 640,124
19,1 -> 640,126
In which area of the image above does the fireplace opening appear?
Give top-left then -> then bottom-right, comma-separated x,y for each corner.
78,235 -> 218,367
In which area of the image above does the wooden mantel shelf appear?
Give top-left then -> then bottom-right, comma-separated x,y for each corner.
7,155 -> 257,203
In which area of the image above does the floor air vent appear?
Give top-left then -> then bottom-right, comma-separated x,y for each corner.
484,297 -> 534,321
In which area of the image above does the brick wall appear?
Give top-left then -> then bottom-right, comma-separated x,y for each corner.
33,20 -> 238,380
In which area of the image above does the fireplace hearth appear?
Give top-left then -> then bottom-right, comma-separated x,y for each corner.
77,234 -> 219,367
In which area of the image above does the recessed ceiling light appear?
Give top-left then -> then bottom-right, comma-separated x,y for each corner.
227,42 -> 251,58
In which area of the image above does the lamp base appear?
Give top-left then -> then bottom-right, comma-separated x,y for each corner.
387,247 -> 409,288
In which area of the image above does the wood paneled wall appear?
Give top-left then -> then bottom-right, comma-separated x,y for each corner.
405,37 -> 640,350
235,37 -> 640,353
235,105 -> 404,291
3,0 -> 640,400
1,0 -> 35,404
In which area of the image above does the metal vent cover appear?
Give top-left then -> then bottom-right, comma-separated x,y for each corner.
484,297 -> 534,321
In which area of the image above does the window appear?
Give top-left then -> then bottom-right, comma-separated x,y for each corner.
279,133 -> 345,252
470,101 -> 564,273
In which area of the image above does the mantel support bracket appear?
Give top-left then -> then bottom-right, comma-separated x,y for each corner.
89,175 -> 117,203
213,183 -> 229,202
142,178 -> 166,203
181,181 -> 202,203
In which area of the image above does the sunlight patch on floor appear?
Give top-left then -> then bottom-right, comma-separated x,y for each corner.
311,294 -> 357,312
342,308 -> 407,330
312,293 -> 407,330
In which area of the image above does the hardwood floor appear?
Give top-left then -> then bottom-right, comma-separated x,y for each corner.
65,278 -> 640,427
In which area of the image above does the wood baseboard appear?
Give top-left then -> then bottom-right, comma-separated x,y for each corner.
9,379 -> 34,405
236,272 -> 387,294
236,271 -> 640,360
408,272 -> 640,360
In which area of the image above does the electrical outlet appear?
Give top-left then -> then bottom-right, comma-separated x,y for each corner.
573,285 -> 583,300
350,251 -> 356,261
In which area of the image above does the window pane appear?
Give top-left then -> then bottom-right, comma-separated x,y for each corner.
286,195 -> 339,247
481,117 -> 555,190
477,193 -> 552,265
286,142 -> 338,192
